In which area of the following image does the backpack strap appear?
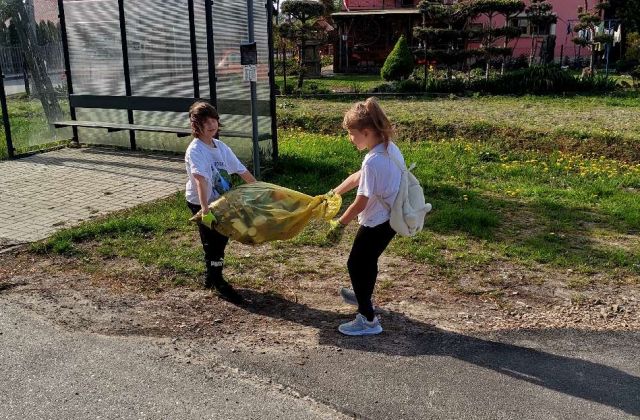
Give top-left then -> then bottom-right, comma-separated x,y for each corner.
383,151 -> 415,173
374,151 -> 412,212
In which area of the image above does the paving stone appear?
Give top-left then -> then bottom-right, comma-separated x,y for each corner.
0,147 -> 186,246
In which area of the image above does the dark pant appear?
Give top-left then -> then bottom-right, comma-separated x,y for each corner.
187,202 -> 229,281
347,221 -> 396,321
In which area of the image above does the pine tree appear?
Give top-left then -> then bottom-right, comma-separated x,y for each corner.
281,0 -> 326,89
381,35 -> 415,81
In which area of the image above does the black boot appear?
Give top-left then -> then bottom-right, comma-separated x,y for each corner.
205,260 -> 243,304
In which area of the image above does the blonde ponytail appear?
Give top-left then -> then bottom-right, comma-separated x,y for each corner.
342,97 -> 395,145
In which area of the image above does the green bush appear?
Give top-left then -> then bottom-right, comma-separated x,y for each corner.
631,66 -> 640,87
320,54 -> 333,67
394,79 -> 423,93
615,58 -> 640,74
472,65 -> 616,95
427,77 -> 467,93
381,35 -> 415,81
275,58 -> 301,76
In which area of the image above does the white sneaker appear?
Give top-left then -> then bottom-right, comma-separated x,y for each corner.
338,313 -> 383,336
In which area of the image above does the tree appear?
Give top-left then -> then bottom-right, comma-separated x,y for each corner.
572,1 -> 610,72
607,0 -> 640,33
525,0 -> 557,66
413,0 -> 471,87
381,35 -> 415,81
281,0 -> 326,89
0,0 -> 62,123
460,0 -> 525,79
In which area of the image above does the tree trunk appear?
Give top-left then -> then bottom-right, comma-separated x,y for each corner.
485,13 -> 493,80
423,44 -> 428,91
11,0 -> 63,123
282,46 -> 287,93
297,36 -> 305,89
529,33 -> 535,66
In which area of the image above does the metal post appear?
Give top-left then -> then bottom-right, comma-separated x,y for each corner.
205,0 -> 217,106
338,26 -> 343,73
117,0 -> 136,150
605,20 -> 611,76
265,0 -> 278,161
0,59 -> 15,159
22,55 -> 30,96
188,0 -> 200,98
57,0 -> 78,144
247,0 -> 260,179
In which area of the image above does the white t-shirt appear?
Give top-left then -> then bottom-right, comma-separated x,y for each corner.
357,141 -> 404,227
185,138 -> 248,206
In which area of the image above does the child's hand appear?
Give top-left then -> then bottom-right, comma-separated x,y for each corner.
326,219 -> 346,244
201,211 -> 217,229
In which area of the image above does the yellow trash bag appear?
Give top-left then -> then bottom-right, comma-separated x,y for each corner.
191,182 -> 342,245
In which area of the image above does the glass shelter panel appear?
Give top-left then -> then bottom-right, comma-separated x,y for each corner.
125,0 -> 195,151
212,0 -> 273,164
64,0 -> 128,147
1,0 -> 71,157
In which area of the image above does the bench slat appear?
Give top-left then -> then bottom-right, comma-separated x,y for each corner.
68,95 -> 272,117
54,120 -> 271,140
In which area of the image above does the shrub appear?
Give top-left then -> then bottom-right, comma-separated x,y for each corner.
504,54 -> 529,71
381,35 -> 414,81
631,66 -> 640,88
427,77 -> 466,93
615,58 -> 640,74
394,79 -> 423,93
578,75 -> 618,92
472,65 -> 580,94
371,82 -> 395,93
274,58 -> 302,76
625,32 -> 640,62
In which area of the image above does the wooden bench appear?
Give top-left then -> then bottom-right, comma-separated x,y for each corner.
54,95 -> 272,145
53,120 -> 272,140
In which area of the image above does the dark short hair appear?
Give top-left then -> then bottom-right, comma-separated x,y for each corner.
189,101 -> 222,138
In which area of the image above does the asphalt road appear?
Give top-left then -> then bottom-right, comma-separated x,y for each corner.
2,297 -> 639,419
0,301 -> 345,420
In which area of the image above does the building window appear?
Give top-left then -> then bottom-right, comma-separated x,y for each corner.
509,17 -> 555,36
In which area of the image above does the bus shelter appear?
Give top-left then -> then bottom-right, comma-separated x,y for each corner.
1,0 -> 277,177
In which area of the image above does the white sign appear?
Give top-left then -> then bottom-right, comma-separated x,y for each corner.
242,64 -> 257,82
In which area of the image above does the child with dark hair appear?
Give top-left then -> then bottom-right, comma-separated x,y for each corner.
185,101 -> 256,303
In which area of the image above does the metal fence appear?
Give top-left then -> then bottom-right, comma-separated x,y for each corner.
0,43 -> 65,77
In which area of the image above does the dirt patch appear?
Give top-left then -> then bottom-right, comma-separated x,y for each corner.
1,241 -> 638,354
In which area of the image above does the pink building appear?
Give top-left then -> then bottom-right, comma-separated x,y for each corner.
469,0 -> 596,64
334,0 -> 600,73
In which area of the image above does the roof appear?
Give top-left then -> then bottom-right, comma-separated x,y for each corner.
332,9 -> 421,17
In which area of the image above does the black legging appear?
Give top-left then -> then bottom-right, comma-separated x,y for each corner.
347,221 -> 396,321
187,202 -> 229,278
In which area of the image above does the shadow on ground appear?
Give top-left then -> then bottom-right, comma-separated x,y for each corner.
239,289 -> 640,417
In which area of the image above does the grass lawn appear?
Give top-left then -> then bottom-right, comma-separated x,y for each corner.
278,95 -> 640,161
34,115 -> 640,295
275,74 -> 383,93
0,94 -> 71,159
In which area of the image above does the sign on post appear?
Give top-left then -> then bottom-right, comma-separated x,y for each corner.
240,42 -> 258,82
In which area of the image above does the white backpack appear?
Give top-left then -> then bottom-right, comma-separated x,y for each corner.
380,153 -> 432,237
